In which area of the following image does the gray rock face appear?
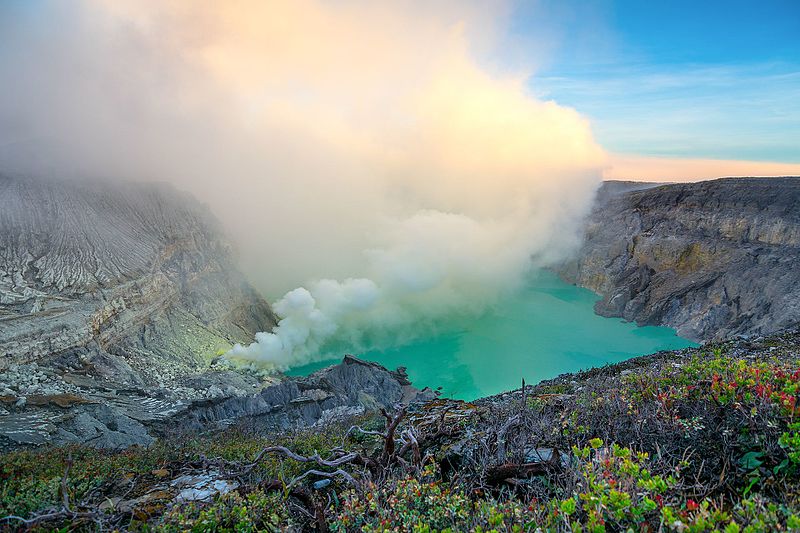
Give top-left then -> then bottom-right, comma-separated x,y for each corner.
558,177 -> 800,342
63,405 -> 156,449
171,355 -> 436,435
0,175 -> 281,448
0,355 -> 435,450
1,174 -> 276,383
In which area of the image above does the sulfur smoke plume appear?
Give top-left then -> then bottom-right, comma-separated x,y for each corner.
0,1 -> 607,369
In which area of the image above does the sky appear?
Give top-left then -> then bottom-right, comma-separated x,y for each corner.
506,0 -> 800,178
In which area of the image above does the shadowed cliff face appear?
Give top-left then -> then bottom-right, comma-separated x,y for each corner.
559,177 -> 800,342
0,175 -> 277,381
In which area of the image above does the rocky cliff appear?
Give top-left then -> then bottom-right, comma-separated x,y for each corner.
559,177 -> 800,341
0,175 -> 276,380
0,176 -> 433,450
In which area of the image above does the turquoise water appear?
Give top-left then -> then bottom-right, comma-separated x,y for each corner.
287,271 -> 696,400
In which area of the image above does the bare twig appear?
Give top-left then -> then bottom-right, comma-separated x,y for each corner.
244,446 -> 359,473
289,469 -> 359,489
379,407 -> 407,464
496,414 -> 521,462
404,429 -> 421,468
61,453 -> 73,511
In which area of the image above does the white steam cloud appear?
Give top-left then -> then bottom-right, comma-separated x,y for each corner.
229,207 -> 598,368
0,1 -> 607,369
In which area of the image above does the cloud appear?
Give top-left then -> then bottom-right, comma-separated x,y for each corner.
0,1 -> 607,368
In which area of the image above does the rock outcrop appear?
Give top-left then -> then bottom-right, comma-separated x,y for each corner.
172,355 -> 433,433
0,355 -> 435,450
559,177 -> 800,341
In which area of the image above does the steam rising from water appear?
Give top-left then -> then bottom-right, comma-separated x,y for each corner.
230,208 -> 591,367
229,187 -> 604,368
0,1 -> 607,368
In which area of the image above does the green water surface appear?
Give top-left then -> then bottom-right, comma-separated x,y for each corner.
287,271 -> 696,400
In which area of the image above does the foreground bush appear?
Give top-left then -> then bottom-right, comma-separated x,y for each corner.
331,444 -> 800,532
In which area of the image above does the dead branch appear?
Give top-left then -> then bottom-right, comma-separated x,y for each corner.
289,469 -> 359,489
60,453 -> 73,511
521,378 -> 527,412
258,479 -> 314,507
344,426 -> 384,439
379,407 -> 407,464
404,429 -> 421,468
484,461 -> 551,486
0,509 -> 104,531
244,446 -> 359,473
495,414 -> 521,462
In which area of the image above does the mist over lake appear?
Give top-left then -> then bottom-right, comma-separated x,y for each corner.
288,270 -> 696,399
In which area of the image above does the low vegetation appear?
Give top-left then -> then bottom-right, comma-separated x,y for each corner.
2,330 -> 800,531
